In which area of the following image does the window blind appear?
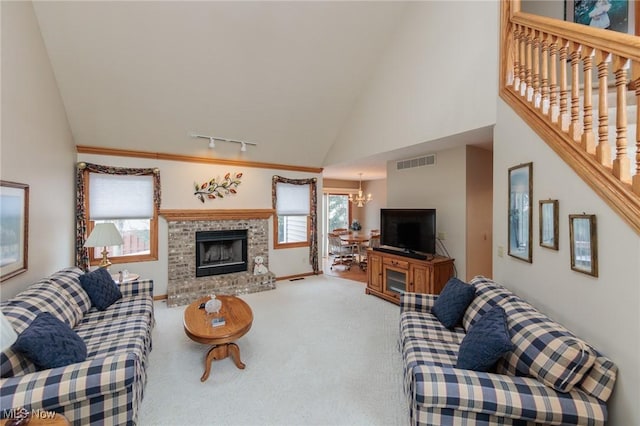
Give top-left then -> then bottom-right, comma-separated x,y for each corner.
276,183 -> 310,216
89,173 -> 154,220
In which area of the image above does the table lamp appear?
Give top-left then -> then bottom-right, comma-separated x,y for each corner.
84,223 -> 124,268
1,312 -> 18,352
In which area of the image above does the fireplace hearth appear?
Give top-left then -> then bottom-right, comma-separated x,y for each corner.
163,211 -> 276,307
195,229 -> 248,277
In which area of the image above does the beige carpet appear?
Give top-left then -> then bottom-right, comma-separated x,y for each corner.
138,275 -> 406,426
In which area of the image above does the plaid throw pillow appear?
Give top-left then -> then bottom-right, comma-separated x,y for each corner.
497,298 -> 597,392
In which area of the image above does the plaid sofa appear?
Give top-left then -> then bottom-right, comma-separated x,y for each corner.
0,267 -> 154,425
399,276 -> 617,426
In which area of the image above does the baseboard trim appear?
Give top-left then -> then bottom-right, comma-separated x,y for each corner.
151,274 -> 325,298
276,272 -> 321,281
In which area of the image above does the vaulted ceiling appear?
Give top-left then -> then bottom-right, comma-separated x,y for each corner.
32,1 -> 412,178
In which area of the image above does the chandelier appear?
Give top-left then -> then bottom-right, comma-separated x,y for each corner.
349,173 -> 372,207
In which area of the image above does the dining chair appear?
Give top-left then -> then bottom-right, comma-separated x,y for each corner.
328,233 -> 356,270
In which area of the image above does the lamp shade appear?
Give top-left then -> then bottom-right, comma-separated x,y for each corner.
84,223 -> 124,247
0,312 -> 18,352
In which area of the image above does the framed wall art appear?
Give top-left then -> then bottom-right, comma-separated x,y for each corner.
569,214 -> 598,277
539,199 -> 559,250
565,0 -> 631,34
508,163 -> 533,263
1,181 -> 29,282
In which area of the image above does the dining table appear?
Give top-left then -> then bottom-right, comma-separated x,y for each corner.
339,232 -> 372,264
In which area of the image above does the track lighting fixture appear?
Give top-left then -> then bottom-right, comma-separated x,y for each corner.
190,133 -> 257,152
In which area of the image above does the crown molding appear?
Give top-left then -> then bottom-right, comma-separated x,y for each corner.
76,145 -> 323,174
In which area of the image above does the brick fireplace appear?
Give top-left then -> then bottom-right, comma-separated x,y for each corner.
161,209 -> 276,307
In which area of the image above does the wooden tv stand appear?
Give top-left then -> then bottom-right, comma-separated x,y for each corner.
366,248 -> 454,305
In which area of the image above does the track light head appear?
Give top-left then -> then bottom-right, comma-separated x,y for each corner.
191,132 -> 257,151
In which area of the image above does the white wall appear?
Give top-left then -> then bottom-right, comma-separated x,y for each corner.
386,146 -> 467,279
360,179 -> 387,232
77,153 -> 322,296
494,99 -> 640,425
520,0 -> 564,20
324,1 -> 499,166
0,2 -> 76,300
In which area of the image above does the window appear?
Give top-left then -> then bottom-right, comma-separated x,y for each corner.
274,182 -> 310,249
327,194 -> 351,232
84,171 -> 158,264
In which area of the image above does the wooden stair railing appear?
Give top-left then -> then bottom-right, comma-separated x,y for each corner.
500,0 -> 640,235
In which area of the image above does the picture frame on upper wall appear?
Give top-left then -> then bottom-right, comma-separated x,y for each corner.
0,181 -> 29,282
539,199 -> 559,250
508,163 -> 533,263
569,214 -> 598,277
564,0 -> 636,34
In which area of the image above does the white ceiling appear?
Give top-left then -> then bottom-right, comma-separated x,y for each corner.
31,1 -> 491,182
322,127 -> 494,180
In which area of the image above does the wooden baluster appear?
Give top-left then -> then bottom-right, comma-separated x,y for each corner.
532,30 -> 541,107
513,24 -> 521,90
633,65 -> 640,195
581,47 -> 595,154
520,26 -> 527,96
558,39 -> 569,131
540,33 -> 550,115
526,28 -> 534,102
569,42 -> 582,141
549,35 -> 559,123
595,50 -> 612,168
612,56 -> 631,183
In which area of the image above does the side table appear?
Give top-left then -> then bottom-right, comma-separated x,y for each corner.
183,296 -> 253,382
111,272 -> 140,284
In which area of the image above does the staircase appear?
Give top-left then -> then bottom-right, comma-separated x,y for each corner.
500,1 -> 640,234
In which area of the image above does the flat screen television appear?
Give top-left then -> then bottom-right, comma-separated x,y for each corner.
380,209 -> 436,255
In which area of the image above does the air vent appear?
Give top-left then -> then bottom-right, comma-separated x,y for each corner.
396,154 -> 436,170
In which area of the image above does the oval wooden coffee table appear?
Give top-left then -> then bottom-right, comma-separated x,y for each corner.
183,295 -> 253,382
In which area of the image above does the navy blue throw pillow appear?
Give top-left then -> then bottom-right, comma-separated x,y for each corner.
79,267 -> 122,310
431,277 -> 476,329
13,312 -> 87,370
456,305 -> 515,372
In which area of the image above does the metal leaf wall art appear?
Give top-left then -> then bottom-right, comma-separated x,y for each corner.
194,172 -> 242,203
